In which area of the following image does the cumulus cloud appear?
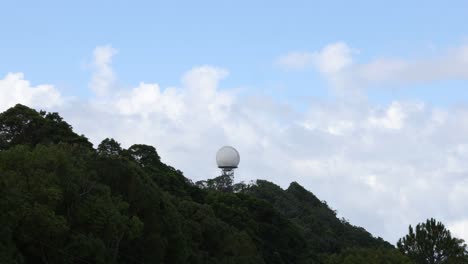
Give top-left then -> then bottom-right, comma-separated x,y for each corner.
290,101 -> 468,242
368,102 -> 409,130
0,72 -> 63,112
114,82 -> 184,119
89,45 -> 117,96
4,45 -> 468,245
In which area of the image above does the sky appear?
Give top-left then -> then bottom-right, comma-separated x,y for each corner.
1,0 -> 468,244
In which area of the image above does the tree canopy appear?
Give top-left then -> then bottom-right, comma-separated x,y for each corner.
397,218 -> 468,264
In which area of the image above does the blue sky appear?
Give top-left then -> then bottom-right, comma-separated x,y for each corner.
2,0 -> 468,243
2,0 -> 468,104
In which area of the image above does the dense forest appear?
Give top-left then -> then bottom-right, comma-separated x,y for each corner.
0,104 -> 466,263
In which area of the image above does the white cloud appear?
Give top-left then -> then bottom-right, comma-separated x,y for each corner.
0,72 -> 63,112
276,42 -> 353,73
5,45 -> 468,246
351,45 -> 468,85
368,102 -> 407,130
278,42 -> 468,92
114,82 -> 184,120
315,42 -> 353,74
449,219 -> 468,242
89,45 -> 117,96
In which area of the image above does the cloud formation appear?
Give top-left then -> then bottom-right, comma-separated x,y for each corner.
276,42 -> 353,73
278,42 -> 468,91
450,219 -> 468,242
0,72 -> 63,112
89,45 -> 118,96
3,44 -> 468,245
351,45 -> 468,85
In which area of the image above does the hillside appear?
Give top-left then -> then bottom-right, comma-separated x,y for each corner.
0,104 -> 410,263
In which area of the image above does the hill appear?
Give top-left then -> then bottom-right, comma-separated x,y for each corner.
0,104 -> 410,263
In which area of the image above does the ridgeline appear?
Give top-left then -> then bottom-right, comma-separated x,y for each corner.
0,104 -> 411,263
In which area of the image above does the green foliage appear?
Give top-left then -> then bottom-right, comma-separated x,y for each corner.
127,144 -> 161,166
0,104 -> 92,150
397,218 -> 468,264
97,138 -> 122,157
245,180 -> 392,256
208,174 -> 234,192
325,247 -> 412,264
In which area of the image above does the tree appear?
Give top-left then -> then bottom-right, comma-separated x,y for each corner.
97,138 -> 122,157
127,144 -> 160,167
397,218 -> 468,264
206,174 -> 234,192
0,104 -> 92,150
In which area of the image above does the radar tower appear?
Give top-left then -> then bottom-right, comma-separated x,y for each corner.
216,146 -> 240,178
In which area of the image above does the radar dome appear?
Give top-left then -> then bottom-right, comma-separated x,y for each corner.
216,146 -> 240,169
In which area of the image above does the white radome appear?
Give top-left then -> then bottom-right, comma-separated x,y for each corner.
216,146 -> 240,169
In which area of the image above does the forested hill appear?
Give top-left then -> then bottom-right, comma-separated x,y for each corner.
0,104 -> 411,263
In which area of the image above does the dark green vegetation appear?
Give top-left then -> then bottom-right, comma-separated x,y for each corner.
397,218 -> 468,264
0,104 -> 465,263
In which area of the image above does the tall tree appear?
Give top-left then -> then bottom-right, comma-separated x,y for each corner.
397,218 -> 468,264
